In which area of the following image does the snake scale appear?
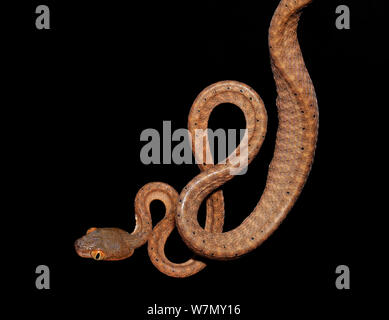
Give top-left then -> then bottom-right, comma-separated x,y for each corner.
75,0 -> 319,278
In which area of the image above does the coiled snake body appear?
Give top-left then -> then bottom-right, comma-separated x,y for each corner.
75,0 -> 319,278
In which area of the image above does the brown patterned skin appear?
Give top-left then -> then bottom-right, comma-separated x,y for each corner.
176,0 -> 318,259
75,0 -> 318,276
75,181 -> 224,277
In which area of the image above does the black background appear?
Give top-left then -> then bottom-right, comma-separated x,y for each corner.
9,0 -> 384,318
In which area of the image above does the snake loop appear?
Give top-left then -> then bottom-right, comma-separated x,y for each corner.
75,0 -> 318,277
176,0 -> 318,260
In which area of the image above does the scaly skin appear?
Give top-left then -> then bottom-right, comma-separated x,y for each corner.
176,0 -> 318,259
75,0 -> 318,276
75,180 -> 225,277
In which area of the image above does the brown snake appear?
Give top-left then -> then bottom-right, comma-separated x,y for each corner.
75,0 -> 319,277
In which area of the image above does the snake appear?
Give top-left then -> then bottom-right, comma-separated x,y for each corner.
74,0 -> 319,277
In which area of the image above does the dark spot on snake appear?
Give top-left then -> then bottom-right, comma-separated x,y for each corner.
301,147 -> 304,150
227,87 -> 230,89
301,110 -> 304,113
286,191 -> 290,194
251,237 -> 255,240
302,127 -> 305,130
177,214 -> 180,217
203,240 -> 206,243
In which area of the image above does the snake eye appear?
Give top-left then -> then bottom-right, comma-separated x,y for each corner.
91,250 -> 104,260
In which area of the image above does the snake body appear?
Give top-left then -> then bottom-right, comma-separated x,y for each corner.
75,0 -> 318,277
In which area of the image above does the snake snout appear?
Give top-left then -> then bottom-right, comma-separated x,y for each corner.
74,238 -> 90,258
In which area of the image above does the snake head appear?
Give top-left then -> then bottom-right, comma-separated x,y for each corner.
74,227 -> 134,261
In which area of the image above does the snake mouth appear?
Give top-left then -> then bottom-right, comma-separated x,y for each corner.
74,239 -> 92,258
